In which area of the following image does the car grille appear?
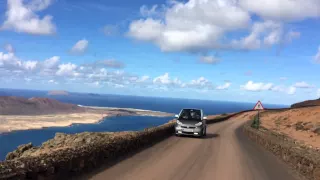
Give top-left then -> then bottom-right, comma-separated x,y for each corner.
181,126 -> 196,129
182,131 -> 194,135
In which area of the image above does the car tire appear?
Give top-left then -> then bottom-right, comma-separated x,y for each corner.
203,128 -> 207,137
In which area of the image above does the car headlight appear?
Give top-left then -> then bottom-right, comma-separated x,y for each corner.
195,122 -> 202,126
177,120 -> 183,125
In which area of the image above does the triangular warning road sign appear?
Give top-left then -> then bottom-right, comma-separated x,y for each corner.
253,100 -> 264,110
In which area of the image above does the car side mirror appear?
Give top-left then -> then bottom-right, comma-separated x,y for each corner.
203,116 -> 207,120
175,114 -> 179,118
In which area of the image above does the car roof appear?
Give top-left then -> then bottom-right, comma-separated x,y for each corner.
181,108 -> 203,112
181,108 -> 202,110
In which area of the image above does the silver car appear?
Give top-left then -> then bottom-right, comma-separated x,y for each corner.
174,108 -> 207,137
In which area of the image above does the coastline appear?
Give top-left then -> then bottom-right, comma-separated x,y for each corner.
0,106 -> 173,135
78,105 -> 162,112
0,113 -> 109,135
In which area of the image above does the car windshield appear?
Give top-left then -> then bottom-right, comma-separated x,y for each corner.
178,109 -> 202,122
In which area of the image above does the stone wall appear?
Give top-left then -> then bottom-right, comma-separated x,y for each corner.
243,122 -> 320,180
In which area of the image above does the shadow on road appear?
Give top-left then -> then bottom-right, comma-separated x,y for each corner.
205,133 -> 219,139
178,133 -> 219,139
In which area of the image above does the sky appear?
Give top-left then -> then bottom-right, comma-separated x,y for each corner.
0,0 -> 319,105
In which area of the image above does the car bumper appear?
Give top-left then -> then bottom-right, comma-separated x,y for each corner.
175,125 -> 204,136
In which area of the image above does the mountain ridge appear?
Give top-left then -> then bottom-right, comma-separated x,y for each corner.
0,96 -> 85,115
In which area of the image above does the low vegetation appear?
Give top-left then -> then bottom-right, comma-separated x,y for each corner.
257,106 -> 320,149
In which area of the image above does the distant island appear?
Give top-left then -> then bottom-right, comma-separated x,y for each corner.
87,93 -> 101,97
0,96 -> 173,134
47,90 -> 69,96
0,96 -> 83,115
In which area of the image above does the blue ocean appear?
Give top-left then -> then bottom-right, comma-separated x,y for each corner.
0,88 -> 287,161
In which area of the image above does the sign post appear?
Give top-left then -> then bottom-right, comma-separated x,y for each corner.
252,100 -> 264,129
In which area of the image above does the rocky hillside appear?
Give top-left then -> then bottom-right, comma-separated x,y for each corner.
0,96 -> 85,115
291,98 -> 320,108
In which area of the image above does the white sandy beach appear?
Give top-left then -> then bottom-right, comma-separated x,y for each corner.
0,113 -> 108,134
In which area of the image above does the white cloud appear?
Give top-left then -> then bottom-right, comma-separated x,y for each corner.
232,21 -> 283,50
70,39 -> 89,54
133,75 -> 149,83
1,0 -> 56,35
153,73 -> 184,87
56,63 -> 78,76
153,73 -> 170,84
271,85 -> 296,95
140,5 -> 163,17
42,56 -> 60,69
239,0 -> 320,21
27,0 -> 54,11
128,18 -> 164,42
23,61 -> 38,70
152,73 -> 216,90
25,78 -> 32,82
95,59 -> 125,69
128,0 -> 304,53
36,56 -> 60,75
0,51 -> 37,71
287,86 -> 296,95
216,82 -> 231,90
199,55 -> 219,64
128,0 -> 251,52
140,75 -> 149,82
317,89 -> 320,97
270,85 -> 284,92
293,81 -> 314,88
0,52 -> 17,66
189,77 -> 212,88
285,31 -> 301,43
114,84 -> 125,88
4,44 -> 14,53
314,46 -> 320,63
0,51 -> 153,89
48,79 -> 58,84
241,81 -> 273,91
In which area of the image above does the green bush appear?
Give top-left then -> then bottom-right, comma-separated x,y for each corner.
251,114 -> 260,129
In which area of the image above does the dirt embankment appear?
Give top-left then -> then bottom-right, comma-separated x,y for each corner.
259,107 -> 320,150
242,107 -> 320,180
244,122 -> 320,180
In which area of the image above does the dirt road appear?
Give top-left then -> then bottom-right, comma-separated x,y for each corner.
86,117 -> 300,180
